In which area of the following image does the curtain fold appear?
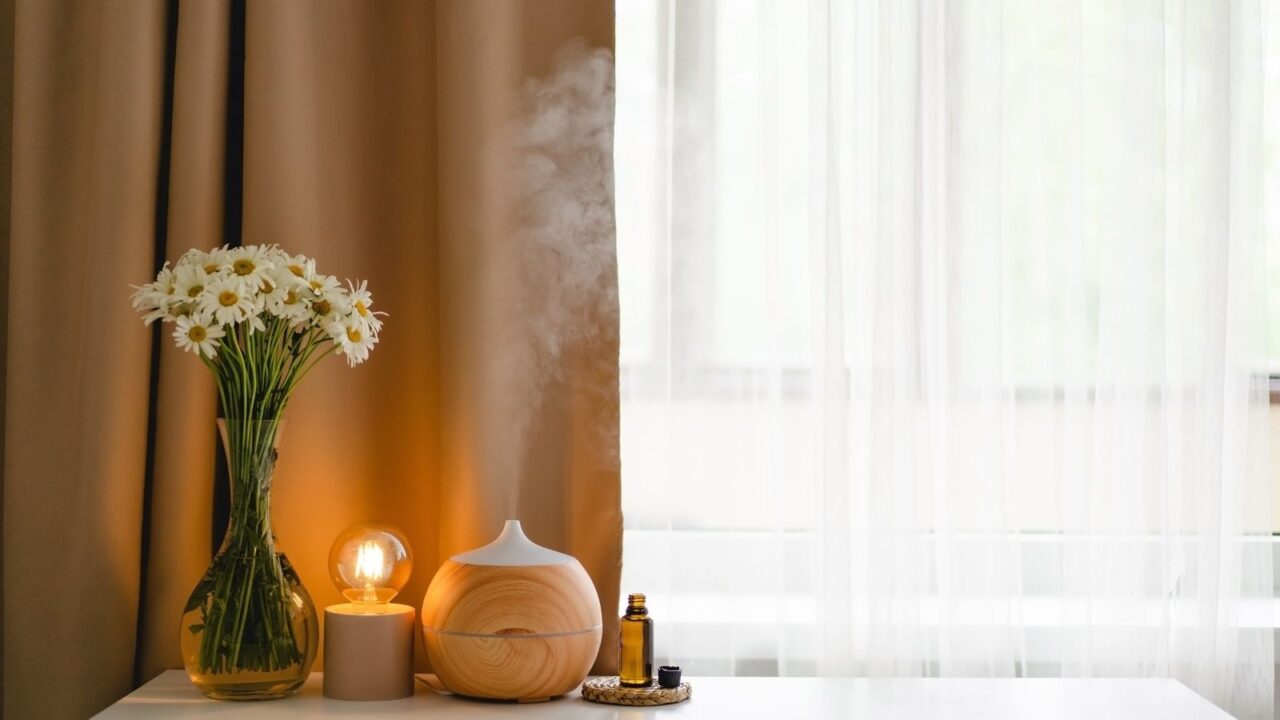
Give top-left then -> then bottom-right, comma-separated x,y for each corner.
134,0 -> 229,681
6,2 -> 168,717
2,1 -> 620,717
616,1 -> 1272,717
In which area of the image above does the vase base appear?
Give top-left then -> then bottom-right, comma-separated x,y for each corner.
191,678 -> 306,701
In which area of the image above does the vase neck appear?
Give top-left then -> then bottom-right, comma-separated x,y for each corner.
217,419 -> 286,549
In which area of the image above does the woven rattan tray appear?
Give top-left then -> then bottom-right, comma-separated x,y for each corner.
581,677 -> 692,706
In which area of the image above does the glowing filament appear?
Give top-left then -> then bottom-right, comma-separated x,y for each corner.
354,541 -> 386,604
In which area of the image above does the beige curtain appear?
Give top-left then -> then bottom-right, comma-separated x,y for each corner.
1,1 -> 620,717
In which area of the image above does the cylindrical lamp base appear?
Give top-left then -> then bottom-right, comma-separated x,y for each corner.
323,603 -> 416,701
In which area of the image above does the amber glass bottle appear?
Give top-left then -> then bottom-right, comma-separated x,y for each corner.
619,593 -> 653,687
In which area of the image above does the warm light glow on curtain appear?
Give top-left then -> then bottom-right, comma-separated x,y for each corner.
616,1 -> 1275,717
0,2 -> 620,717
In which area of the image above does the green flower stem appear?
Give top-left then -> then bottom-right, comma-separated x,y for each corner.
190,317 -> 331,677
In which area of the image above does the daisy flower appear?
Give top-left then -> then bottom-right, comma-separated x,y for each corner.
327,314 -> 378,366
225,245 -> 277,290
260,263 -> 302,305
306,272 -> 341,298
181,246 -> 231,275
282,254 -> 316,282
130,264 -> 176,325
173,313 -> 225,357
267,285 -> 313,328
307,274 -> 348,322
174,264 -> 210,301
346,280 -> 385,336
201,276 -> 258,325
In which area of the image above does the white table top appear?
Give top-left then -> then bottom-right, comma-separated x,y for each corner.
95,670 -> 1233,719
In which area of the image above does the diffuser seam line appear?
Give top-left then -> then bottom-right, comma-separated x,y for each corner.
422,625 -> 603,640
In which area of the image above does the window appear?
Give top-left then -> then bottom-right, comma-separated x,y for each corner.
615,4 -> 1274,713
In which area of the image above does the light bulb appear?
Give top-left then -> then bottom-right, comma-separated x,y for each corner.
329,523 -> 412,607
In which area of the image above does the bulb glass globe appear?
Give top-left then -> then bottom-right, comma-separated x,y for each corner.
329,523 -> 412,605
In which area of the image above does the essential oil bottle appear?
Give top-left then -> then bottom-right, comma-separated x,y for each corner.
619,593 -> 653,687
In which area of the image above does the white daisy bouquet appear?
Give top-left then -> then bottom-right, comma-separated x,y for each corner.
130,245 -> 384,687
132,243 -> 381,377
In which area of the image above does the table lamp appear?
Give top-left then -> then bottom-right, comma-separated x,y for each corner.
323,522 -> 415,701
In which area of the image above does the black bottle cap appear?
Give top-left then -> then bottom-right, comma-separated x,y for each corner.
658,665 -> 682,688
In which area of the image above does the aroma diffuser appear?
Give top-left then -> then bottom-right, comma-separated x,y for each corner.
421,520 -> 602,702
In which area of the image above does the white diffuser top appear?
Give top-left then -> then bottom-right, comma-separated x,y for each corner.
450,520 -> 574,567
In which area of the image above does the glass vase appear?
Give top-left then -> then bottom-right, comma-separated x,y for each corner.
180,419 -> 318,700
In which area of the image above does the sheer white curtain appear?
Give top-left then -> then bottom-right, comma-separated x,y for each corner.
616,1 -> 1275,717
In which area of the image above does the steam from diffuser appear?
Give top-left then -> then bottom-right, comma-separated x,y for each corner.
490,40 -> 617,517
